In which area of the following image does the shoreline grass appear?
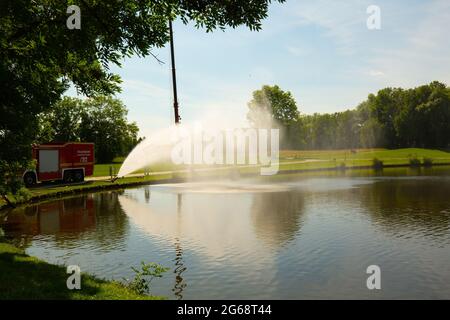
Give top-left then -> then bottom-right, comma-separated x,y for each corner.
0,242 -> 164,300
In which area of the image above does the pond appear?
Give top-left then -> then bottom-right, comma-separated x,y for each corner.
1,167 -> 450,299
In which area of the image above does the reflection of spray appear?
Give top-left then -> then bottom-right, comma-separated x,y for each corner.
172,193 -> 187,300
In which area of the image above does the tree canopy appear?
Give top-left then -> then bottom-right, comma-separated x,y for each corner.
247,85 -> 299,127
248,82 -> 450,150
37,96 -> 140,163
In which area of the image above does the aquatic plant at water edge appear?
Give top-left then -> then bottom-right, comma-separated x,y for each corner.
125,261 -> 169,295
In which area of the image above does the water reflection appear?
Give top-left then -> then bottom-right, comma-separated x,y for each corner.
88,192 -> 130,252
3,196 -> 96,236
2,192 -> 130,254
119,185 -> 306,259
357,178 -> 450,245
1,172 -> 450,299
144,185 -> 151,203
250,191 -> 305,248
172,194 -> 187,300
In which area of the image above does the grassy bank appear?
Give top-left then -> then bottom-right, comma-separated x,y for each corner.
94,148 -> 450,176
0,174 -> 175,210
278,147 -> 450,170
0,242 -> 163,300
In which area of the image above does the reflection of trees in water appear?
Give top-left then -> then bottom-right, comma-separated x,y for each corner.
1,191 -> 130,251
1,205 -> 39,249
251,191 -> 305,248
86,191 -> 130,251
354,179 -> 450,241
43,191 -> 130,250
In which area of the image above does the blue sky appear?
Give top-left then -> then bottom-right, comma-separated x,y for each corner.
72,0 -> 450,138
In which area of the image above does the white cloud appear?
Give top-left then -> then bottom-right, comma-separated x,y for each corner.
368,70 -> 385,77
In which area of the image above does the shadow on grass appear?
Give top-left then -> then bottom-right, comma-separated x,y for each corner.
0,243 -> 160,300
0,250 -> 102,299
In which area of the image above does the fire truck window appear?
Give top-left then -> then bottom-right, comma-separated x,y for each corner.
39,150 -> 59,173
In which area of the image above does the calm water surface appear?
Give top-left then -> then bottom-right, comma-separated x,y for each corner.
2,168 -> 450,299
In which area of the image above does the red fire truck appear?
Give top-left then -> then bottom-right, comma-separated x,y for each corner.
23,142 -> 95,186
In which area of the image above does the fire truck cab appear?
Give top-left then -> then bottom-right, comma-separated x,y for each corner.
23,142 -> 94,186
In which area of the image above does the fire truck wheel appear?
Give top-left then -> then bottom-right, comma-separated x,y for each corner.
74,170 -> 84,182
23,172 -> 36,187
63,171 -> 73,183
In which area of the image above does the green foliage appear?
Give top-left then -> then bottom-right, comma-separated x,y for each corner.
409,157 -> 421,167
83,96 -> 140,163
12,187 -> 32,202
0,161 -> 25,199
37,96 -> 140,163
423,157 -> 433,167
37,97 -> 85,143
126,261 -> 169,295
247,85 -> 300,148
251,82 -> 450,150
248,85 -> 299,127
372,158 -> 384,169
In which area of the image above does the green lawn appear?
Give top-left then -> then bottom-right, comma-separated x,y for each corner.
93,161 -> 185,177
280,148 -> 450,161
276,148 -> 450,171
95,148 -> 450,177
0,242 -> 164,300
93,163 -> 123,177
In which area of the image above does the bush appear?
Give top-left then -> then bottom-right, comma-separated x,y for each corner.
14,187 -> 32,202
423,157 -> 433,167
372,158 -> 384,169
409,157 -> 421,167
125,261 -> 169,295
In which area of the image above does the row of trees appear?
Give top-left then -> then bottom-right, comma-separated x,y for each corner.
248,82 -> 450,150
36,96 -> 141,163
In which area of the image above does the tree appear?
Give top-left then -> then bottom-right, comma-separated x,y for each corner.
248,85 -> 299,127
396,82 -> 450,148
247,85 -> 300,148
367,87 -> 405,148
79,96 -> 140,163
38,96 -> 140,164
335,110 -> 359,149
37,97 -> 85,143
0,0 -> 285,197
249,81 -> 450,151
359,117 -> 385,148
